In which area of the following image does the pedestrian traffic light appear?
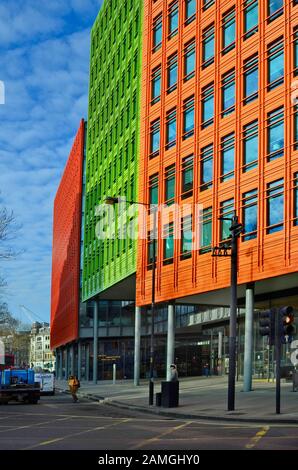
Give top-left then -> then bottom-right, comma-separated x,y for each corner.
279,306 -> 295,344
259,309 -> 275,346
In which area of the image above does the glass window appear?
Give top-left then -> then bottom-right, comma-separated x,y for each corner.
165,164 -> 175,205
167,53 -> 178,93
203,0 -> 215,10
294,105 -> 298,150
267,179 -> 284,234
243,54 -> 258,104
293,172 -> 298,226
243,120 -> 258,171
181,155 -> 193,199
221,133 -> 235,181
267,107 -> 284,161
183,96 -> 195,139
222,69 -> 235,117
202,24 -> 215,68
151,66 -> 161,104
294,27 -> 298,76
185,0 -> 196,24
153,15 -> 162,52
222,8 -> 235,54
244,0 -> 258,40
150,119 -> 160,157
166,108 -> 177,149
149,173 -> 159,205
168,1 -> 179,39
163,222 -> 174,264
147,231 -> 157,266
242,189 -> 258,240
181,215 -> 193,259
184,40 -> 195,81
220,198 -> 234,241
200,144 -> 213,190
267,38 -> 284,90
267,0 -> 283,22
202,83 -> 214,128
200,207 -> 212,253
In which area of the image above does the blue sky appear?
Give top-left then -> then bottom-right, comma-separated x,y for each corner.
0,0 -> 103,323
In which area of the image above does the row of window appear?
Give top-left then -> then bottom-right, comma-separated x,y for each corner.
148,174 -> 298,266
152,0 -> 289,53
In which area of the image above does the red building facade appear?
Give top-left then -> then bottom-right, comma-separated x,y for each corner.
50,120 -> 85,349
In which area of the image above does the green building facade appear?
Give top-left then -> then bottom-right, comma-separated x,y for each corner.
82,0 -> 143,302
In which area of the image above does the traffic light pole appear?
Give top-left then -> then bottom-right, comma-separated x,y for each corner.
228,219 -> 238,411
149,207 -> 157,406
275,310 -> 281,414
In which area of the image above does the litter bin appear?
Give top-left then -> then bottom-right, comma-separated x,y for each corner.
156,392 -> 162,407
161,381 -> 179,408
293,371 -> 298,392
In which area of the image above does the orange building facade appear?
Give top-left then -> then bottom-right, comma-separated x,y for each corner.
137,0 -> 298,308
51,120 -> 85,350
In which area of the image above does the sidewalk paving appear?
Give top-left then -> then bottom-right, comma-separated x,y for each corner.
56,376 -> 298,424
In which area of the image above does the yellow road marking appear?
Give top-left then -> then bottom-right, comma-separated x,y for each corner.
0,416 -> 72,434
131,420 -> 192,450
245,426 -> 270,449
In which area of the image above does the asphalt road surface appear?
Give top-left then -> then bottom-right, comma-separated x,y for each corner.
0,393 -> 297,450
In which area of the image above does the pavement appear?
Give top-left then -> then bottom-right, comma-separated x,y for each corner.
56,375 -> 298,424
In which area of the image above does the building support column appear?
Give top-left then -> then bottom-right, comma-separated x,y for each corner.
166,302 -> 175,381
243,283 -> 254,392
86,343 -> 90,381
134,306 -> 141,386
77,341 -> 82,381
70,344 -> 75,376
93,301 -> 98,384
59,349 -> 63,380
65,347 -> 69,380
218,331 -> 223,375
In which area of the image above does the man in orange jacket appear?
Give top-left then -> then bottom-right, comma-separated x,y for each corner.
68,375 -> 80,402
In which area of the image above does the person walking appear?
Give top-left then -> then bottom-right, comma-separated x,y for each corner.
68,375 -> 80,402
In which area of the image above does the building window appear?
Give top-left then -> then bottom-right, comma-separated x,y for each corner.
222,8 -> 235,55
149,173 -> 159,205
151,66 -> 161,104
267,107 -> 284,161
267,0 -> 283,22
294,105 -> 298,150
200,144 -> 213,190
185,0 -> 196,25
244,0 -> 258,40
181,215 -> 192,259
203,0 -> 215,11
200,207 -> 212,253
153,14 -> 162,52
167,53 -> 178,93
243,120 -> 258,172
222,70 -> 235,117
147,231 -> 157,268
266,179 -> 284,234
165,164 -> 175,206
221,133 -> 235,181
201,83 -> 214,128
168,1 -> 179,39
163,222 -> 174,265
294,27 -> 298,76
150,119 -> 160,157
267,38 -> 284,91
183,96 -> 195,139
220,198 -> 234,241
184,40 -> 195,81
202,24 -> 215,68
293,172 -> 298,225
181,155 -> 193,199
242,189 -> 258,240
166,108 -> 177,149
243,54 -> 258,104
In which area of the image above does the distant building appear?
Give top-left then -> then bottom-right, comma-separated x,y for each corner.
30,322 -> 55,371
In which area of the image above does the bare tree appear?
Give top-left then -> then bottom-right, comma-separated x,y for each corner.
0,207 -> 19,259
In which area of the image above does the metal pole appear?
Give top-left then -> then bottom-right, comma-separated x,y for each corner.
243,284 -> 254,392
218,331 -> 223,375
93,301 -> 98,384
166,303 -> 175,381
65,347 -> 69,380
149,207 -> 157,405
113,363 -> 116,384
59,349 -> 63,380
134,306 -> 141,386
86,343 -> 90,381
77,341 -> 82,381
70,344 -> 75,376
275,309 -> 281,414
228,215 -> 238,411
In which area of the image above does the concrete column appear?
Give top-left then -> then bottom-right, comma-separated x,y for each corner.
218,331 -> 223,375
77,341 -> 82,381
166,303 -> 175,381
70,344 -> 75,376
65,348 -> 69,380
58,349 -> 63,380
93,301 -> 98,384
243,283 -> 254,392
134,306 -> 141,386
86,343 -> 90,381
55,350 -> 58,377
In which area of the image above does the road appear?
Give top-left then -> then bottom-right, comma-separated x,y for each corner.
0,393 -> 297,450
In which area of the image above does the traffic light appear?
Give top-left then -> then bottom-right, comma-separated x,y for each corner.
259,309 -> 275,346
279,306 -> 295,344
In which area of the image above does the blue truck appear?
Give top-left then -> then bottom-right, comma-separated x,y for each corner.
0,369 -> 41,404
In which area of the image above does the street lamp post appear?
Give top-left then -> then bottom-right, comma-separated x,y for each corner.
105,197 -> 157,405
212,212 -> 243,411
